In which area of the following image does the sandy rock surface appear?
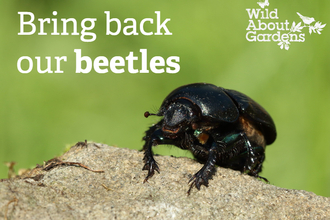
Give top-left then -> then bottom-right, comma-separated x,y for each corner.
1,143 -> 329,219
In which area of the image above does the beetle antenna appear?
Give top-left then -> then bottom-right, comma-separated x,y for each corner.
144,111 -> 157,118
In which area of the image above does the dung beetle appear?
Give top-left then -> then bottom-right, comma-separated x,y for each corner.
142,83 -> 276,194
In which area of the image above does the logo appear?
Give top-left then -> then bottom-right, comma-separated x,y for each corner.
246,0 -> 326,50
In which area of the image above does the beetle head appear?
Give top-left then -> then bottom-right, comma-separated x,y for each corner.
145,99 -> 199,138
161,99 -> 199,137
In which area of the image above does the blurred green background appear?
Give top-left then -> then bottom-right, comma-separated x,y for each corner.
1,0 -> 329,197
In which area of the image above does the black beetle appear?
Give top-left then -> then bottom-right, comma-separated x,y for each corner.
142,83 -> 276,194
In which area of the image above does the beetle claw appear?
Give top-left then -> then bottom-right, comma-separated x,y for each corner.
187,168 -> 211,195
142,159 -> 159,182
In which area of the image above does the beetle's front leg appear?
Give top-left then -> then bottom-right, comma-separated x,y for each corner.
188,143 -> 220,195
142,125 -> 161,182
142,123 -> 175,182
142,144 -> 159,182
187,131 -> 245,194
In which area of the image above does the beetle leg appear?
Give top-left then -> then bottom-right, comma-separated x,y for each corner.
142,123 -> 162,182
220,131 -> 265,175
142,137 -> 160,182
240,133 -> 256,172
142,122 -> 177,182
187,131 -> 242,194
187,130 -> 268,194
240,133 -> 268,182
187,144 -> 219,195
